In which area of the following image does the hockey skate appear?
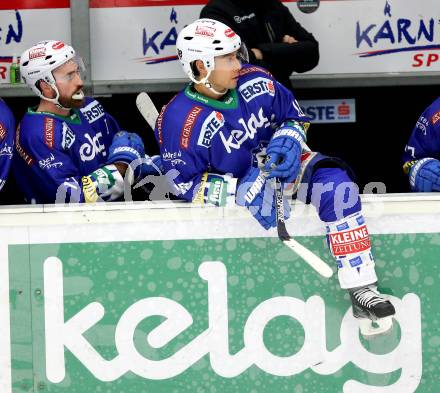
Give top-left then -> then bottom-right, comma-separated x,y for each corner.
349,285 -> 395,337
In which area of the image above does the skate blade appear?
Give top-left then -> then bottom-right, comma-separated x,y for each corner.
359,316 -> 393,337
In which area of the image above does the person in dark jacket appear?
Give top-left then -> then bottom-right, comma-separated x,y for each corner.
200,0 -> 319,89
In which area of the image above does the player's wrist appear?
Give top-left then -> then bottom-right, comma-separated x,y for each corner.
114,162 -> 128,176
274,121 -> 307,143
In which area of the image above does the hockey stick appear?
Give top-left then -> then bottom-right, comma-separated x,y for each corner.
136,91 -> 333,278
273,177 -> 333,278
136,92 -> 159,130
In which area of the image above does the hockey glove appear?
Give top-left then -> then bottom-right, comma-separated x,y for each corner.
139,154 -> 163,177
236,167 -> 290,230
409,158 -> 440,192
264,122 -> 304,184
107,131 -> 146,179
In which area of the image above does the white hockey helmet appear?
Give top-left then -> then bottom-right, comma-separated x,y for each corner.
20,40 -> 82,105
176,18 -> 248,84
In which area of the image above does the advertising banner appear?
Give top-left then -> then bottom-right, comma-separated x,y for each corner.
300,99 -> 356,123
0,1 -> 70,84
89,0 -> 440,81
1,1 -> 439,84
1,196 -> 439,392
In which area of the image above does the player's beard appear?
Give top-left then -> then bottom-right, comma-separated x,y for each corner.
59,90 -> 85,109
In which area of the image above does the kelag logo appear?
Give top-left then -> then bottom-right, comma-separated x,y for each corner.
43,257 -> 422,390
355,0 -> 440,68
7,230 -> 437,392
137,8 -> 179,65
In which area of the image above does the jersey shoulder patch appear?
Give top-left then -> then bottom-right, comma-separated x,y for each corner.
80,98 -> 106,124
156,93 -> 179,145
428,99 -> 440,125
15,122 -> 35,166
431,110 -> 440,126
0,121 -> 7,141
21,113 -> 63,146
239,64 -> 274,79
161,92 -> 210,151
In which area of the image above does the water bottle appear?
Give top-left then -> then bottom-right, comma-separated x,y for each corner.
10,56 -> 21,84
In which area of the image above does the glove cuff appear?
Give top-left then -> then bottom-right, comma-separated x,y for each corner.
107,146 -> 143,166
193,172 -> 237,207
409,157 -> 436,190
274,121 -> 306,143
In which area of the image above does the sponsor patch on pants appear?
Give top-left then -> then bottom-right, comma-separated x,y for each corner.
329,225 -> 371,256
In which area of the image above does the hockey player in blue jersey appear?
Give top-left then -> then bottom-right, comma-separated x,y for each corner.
403,97 -> 440,192
0,98 -> 15,194
14,40 -> 159,204
156,18 -> 395,336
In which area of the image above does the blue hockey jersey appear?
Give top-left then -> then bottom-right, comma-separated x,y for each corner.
403,97 -> 440,174
13,97 -> 120,203
155,64 -> 310,200
0,98 -> 15,193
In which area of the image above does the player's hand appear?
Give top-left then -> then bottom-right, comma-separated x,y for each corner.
236,167 -> 290,230
107,131 -> 146,179
264,125 -> 303,184
283,35 -> 297,44
251,48 -> 263,60
409,158 -> 440,192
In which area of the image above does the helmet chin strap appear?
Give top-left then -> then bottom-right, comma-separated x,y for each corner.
204,79 -> 228,96
40,83 -> 84,110
192,70 -> 228,96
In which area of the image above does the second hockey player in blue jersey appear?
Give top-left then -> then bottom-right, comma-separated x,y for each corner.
155,18 -> 395,336
14,40 -> 160,204
403,96 -> 440,192
0,98 -> 15,194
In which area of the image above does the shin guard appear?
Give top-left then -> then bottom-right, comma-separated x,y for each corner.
326,212 -> 377,289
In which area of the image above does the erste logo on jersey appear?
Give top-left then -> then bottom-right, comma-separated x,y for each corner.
181,106 -> 203,149
81,100 -> 105,123
62,123 -> 76,150
239,77 -> 275,103
197,111 -> 224,148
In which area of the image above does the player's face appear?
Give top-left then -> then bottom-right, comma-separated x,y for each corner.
53,60 -> 85,108
211,51 -> 242,90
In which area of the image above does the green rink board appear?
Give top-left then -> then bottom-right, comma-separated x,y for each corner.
8,233 -> 440,393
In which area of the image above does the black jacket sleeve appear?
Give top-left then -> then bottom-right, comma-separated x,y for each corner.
258,2 -> 319,73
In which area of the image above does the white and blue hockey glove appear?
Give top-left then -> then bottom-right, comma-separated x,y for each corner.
107,131 -> 145,179
264,121 -> 304,184
409,158 -> 440,192
236,167 -> 290,230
